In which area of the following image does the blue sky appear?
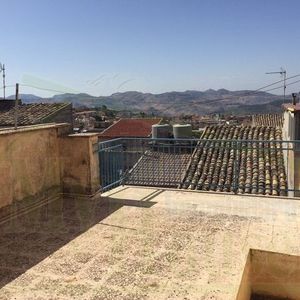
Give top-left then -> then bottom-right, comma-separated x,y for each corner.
1,0 -> 300,97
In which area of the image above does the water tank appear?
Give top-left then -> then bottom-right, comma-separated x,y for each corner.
173,124 -> 192,139
152,124 -> 171,139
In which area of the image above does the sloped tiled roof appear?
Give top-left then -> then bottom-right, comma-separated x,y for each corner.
99,118 -> 161,138
0,102 -> 70,126
125,150 -> 191,187
181,125 -> 287,196
252,114 -> 283,128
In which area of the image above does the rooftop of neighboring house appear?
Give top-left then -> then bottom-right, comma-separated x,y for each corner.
282,103 -> 300,112
125,150 -> 191,187
74,110 -> 97,115
0,100 -> 71,126
125,124 -> 287,196
182,125 -> 286,196
99,118 -> 162,139
252,113 -> 283,128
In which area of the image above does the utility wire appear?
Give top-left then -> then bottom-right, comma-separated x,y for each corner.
262,79 -> 300,93
21,74 -> 300,102
160,74 -> 300,113
20,84 -> 78,94
10,76 -> 300,114
202,79 -> 300,105
0,84 -> 17,90
197,73 -> 300,104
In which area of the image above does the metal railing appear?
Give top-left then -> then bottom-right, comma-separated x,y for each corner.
99,137 -> 300,197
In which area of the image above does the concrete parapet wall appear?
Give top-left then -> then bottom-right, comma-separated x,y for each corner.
237,249 -> 300,299
0,124 -> 65,209
282,109 -> 300,197
0,124 -> 100,209
59,133 -> 100,195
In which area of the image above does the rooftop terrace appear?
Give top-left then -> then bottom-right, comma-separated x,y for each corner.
1,186 -> 300,299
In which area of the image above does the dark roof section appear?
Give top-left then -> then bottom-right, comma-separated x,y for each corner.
99,118 -> 161,139
181,125 -> 287,196
125,150 -> 192,188
0,99 -> 19,112
252,114 -> 283,128
0,102 -> 71,126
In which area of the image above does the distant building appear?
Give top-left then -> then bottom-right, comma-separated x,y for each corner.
98,118 -> 162,141
0,100 -> 73,128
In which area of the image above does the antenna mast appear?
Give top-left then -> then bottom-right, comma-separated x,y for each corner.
0,63 -> 6,99
266,68 -> 287,102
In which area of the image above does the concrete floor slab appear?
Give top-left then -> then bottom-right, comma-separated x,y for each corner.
1,186 -> 300,299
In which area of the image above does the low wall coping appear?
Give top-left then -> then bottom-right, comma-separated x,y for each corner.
0,123 -> 70,136
66,133 -> 99,138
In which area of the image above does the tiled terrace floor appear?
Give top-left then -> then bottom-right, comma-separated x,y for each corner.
1,187 -> 300,299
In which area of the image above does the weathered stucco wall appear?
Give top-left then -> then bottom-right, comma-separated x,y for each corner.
236,252 -> 251,300
59,133 -> 100,195
251,250 -> 300,299
0,124 -> 100,209
0,124 -> 66,209
237,249 -> 300,299
282,109 -> 300,196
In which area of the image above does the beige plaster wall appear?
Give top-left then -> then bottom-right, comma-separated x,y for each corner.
282,110 -> 300,196
0,124 -> 100,210
251,249 -> 300,299
237,249 -> 300,299
236,252 -> 251,300
59,133 -> 100,195
0,125 -> 64,209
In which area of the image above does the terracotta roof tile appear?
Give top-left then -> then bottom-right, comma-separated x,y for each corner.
181,125 -> 287,196
100,118 -> 161,138
252,114 -> 283,128
0,102 -> 69,126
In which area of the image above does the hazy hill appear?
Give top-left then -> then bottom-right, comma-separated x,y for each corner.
7,94 -> 42,102
7,89 -> 286,116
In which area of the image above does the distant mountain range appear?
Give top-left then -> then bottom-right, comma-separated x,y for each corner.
7,89 -> 287,116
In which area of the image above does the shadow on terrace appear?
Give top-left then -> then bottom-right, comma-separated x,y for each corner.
0,189 -> 157,289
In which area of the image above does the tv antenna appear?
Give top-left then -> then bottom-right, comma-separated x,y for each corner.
0,63 -> 6,99
266,67 -> 286,102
